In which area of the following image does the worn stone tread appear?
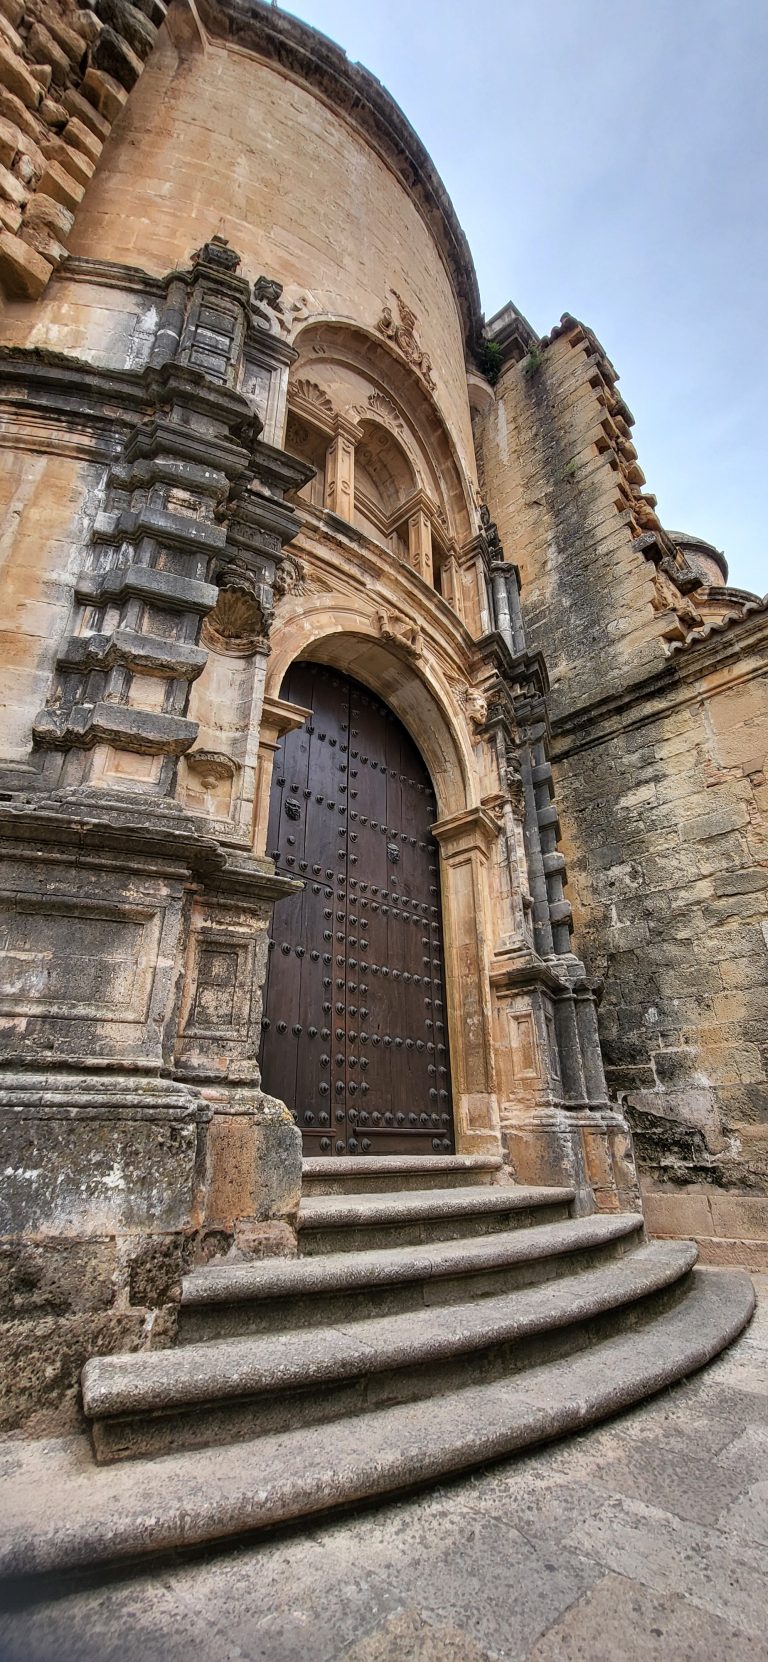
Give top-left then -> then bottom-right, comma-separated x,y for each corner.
182,1211 -> 644,1308
1,1268 -> 754,1581
301,1155 -> 503,1179
83,1240 -> 695,1420
298,1183 -> 574,1231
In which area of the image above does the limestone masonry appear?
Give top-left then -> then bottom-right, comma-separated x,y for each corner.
0,0 -> 765,1452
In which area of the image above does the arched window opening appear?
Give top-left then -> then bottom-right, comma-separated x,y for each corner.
353,419 -> 417,551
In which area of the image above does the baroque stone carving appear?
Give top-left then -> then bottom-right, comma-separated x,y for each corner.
289,378 -> 335,419
274,554 -> 307,599
366,391 -> 404,432
191,234 -> 240,274
502,745 -> 525,814
479,502 -> 504,562
375,609 -> 423,659
450,679 -> 488,733
253,274 -> 283,309
376,291 -> 436,390
185,750 -> 240,785
203,559 -> 273,655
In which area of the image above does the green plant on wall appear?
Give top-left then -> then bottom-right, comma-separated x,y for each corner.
523,345 -> 544,379
477,339 -> 504,385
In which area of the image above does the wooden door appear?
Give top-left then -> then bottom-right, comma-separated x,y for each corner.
259,663 -> 454,1156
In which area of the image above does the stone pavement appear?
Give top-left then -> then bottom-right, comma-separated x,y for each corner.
1,1270 -> 766,1662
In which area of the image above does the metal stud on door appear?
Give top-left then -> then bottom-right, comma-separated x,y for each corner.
260,663 -> 454,1156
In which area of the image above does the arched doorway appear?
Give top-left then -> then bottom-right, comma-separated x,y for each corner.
259,662 -> 454,1156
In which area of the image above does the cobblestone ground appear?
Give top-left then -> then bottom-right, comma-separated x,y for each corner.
2,1272 -> 766,1662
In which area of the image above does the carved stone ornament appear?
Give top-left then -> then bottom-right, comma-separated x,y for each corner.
253,274 -> 283,309
202,559 -> 273,655
289,378 -> 335,419
466,689 -> 488,730
273,553 -> 306,600
479,503 -> 504,560
267,288 -> 314,338
366,390 -> 404,432
450,679 -> 488,733
375,608 -> 423,659
376,291 -> 436,391
250,274 -> 286,337
191,234 -> 240,274
185,749 -> 240,786
202,587 -> 269,655
502,745 -> 525,814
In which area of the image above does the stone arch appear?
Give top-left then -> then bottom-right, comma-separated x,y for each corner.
263,602 -> 473,822
353,417 -> 419,549
288,318 -> 477,547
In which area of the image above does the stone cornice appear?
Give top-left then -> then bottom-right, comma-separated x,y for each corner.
550,607 -> 768,761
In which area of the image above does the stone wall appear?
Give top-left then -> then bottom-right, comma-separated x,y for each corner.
477,317 -> 768,1265
0,0 -> 166,300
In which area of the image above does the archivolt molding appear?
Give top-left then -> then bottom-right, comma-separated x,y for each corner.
264,597 -> 476,820
290,317 -> 477,545
283,512 -> 475,682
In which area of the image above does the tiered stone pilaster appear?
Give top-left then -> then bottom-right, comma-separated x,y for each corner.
0,242 -> 317,1419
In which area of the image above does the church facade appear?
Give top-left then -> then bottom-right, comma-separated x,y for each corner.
0,0 -> 765,1472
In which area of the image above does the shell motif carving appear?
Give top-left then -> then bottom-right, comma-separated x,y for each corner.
201,588 -> 267,655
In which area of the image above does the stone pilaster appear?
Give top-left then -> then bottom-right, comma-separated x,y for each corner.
0,241 -> 318,1427
324,414 -> 359,521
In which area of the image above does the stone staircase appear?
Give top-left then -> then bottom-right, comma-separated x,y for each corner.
0,1157 -> 755,1582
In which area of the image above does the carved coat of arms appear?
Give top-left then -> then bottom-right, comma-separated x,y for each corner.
377,291 -> 436,391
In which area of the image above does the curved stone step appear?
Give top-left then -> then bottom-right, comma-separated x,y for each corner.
2,1268 -> 754,1583
301,1154 -> 504,1194
298,1181 -> 575,1253
83,1240 -> 697,1462
180,1211 -> 645,1342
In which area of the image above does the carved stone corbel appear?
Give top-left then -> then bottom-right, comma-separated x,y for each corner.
375,609 -> 423,659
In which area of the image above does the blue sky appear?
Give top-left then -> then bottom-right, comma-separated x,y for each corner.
284,0 -> 766,595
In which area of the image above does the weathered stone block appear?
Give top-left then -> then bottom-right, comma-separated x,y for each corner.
41,137 -> 95,189
27,60 -> 52,92
61,84 -> 111,138
63,114 -> 103,162
29,4 -> 90,67
25,22 -> 71,88
20,219 -> 68,265
0,225 -> 52,295
202,1096 -> 302,1235
38,156 -> 85,211
0,108 -> 20,166
0,83 -> 39,139
0,1308 -> 146,1433
23,188 -> 74,235
0,157 -> 25,203
81,64 -> 128,121
0,0 -> 24,29
92,24 -> 143,90
126,1232 -> 194,1308
0,1104 -> 204,1237
93,0 -> 157,61
0,195 -> 20,230
0,1236 -> 117,1321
